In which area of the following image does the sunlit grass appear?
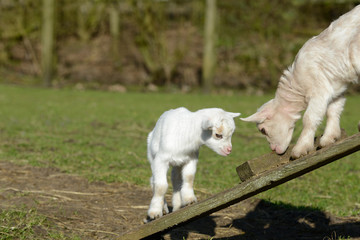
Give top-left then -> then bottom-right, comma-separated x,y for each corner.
0,84 -> 359,217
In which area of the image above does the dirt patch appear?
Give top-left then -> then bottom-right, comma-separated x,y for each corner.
0,161 -> 359,239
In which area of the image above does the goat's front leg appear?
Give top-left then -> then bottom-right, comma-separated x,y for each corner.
292,97 -> 328,159
147,160 -> 169,220
320,96 -> 345,147
180,159 -> 198,207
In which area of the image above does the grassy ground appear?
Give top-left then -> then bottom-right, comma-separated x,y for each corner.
0,84 -> 359,221
0,207 -> 81,240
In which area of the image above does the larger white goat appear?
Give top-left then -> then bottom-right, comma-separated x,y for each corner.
241,5 -> 360,159
146,107 -> 240,221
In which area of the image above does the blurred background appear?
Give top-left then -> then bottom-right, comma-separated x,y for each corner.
0,0 -> 359,93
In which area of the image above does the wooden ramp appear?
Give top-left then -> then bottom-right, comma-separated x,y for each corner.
120,132 -> 360,240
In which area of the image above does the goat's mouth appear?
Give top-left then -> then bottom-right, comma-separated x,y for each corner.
219,149 -> 231,156
271,143 -> 288,155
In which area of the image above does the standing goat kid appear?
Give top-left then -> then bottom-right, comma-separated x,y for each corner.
146,107 -> 240,222
241,5 -> 360,159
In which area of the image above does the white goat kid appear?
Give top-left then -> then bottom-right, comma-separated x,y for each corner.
241,5 -> 360,159
146,107 -> 240,221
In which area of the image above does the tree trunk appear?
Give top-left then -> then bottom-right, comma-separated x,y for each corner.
109,5 -> 120,60
41,0 -> 55,87
202,0 -> 217,92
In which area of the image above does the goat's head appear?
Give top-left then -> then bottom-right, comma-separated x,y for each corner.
240,99 -> 298,154
202,110 -> 240,156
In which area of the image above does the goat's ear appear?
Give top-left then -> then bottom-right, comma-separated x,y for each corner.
227,112 -> 241,118
240,99 -> 274,123
240,112 -> 266,123
201,118 -> 213,130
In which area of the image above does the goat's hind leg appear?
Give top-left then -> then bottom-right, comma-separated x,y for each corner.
320,96 -> 345,147
171,166 -> 182,211
180,159 -> 198,207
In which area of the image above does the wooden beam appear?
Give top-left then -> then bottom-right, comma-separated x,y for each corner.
236,129 -> 347,182
119,132 -> 360,240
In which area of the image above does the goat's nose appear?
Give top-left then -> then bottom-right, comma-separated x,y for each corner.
227,147 -> 232,153
270,143 -> 276,151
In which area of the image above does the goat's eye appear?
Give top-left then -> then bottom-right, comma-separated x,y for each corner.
215,133 -> 223,139
260,128 -> 267,135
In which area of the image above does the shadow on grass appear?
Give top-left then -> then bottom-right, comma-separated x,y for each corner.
166,200 -> 360,240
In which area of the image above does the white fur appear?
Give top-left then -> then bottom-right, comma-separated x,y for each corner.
241,5 -> 360,158
146,107 -> 240,221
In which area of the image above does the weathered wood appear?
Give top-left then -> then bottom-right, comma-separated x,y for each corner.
119,132 -> 360,240
237,129 -> 347,182
236,145 -> 292,182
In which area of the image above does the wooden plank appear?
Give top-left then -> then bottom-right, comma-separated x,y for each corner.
236,129 -> 347,182
119,132 -> 360,240
236,145 -> 292,182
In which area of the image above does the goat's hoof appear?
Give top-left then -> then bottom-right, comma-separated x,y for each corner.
291,144 -> 312,159
147,208 -> 163,220
144,211 -> 163,223
182,196 -> 197,207
182,200 -> 197,208
163,204 -> 169,215
144,208 -> 169,223
185,201 -> 196,207
291,151 -> 306,159
143,216 -> 155,224
319,135 -> 338,148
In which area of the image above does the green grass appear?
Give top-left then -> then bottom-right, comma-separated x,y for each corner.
0,84 -> 359,218
0,207 -> 79,239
